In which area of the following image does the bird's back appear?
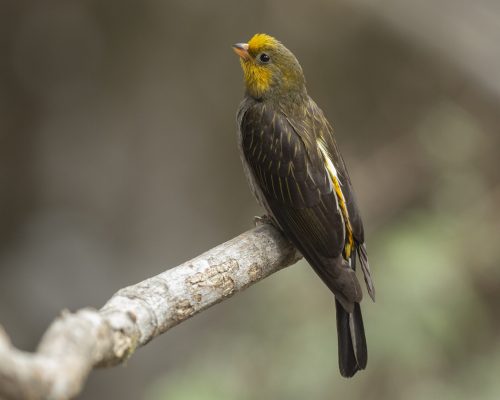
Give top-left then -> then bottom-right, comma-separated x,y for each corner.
238,96 -> 363,308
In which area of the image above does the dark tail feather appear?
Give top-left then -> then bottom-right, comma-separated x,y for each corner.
358,244 -> 376,301
336,299 -> 367,377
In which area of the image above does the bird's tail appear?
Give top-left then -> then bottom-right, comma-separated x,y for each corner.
335,299 -> 367,377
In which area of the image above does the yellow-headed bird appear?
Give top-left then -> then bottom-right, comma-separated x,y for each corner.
233,34 -> 375,377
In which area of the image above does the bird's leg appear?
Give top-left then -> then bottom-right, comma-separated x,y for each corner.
254,214 -> 274,227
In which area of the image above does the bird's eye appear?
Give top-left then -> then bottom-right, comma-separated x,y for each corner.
259,53 -> 271,63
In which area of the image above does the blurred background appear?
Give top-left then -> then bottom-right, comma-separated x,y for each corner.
1,0 -> 499,399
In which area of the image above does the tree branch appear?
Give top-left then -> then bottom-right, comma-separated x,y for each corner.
0,224 -> 300,400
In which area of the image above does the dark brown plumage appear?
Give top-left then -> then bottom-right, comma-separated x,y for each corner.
234,33 -> 374,377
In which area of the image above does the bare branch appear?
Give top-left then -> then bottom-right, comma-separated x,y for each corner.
0,224 -> 300,400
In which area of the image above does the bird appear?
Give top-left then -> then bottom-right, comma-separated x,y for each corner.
232,33 -> 375,377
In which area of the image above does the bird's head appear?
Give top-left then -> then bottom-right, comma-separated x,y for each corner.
233,34 -> 306,100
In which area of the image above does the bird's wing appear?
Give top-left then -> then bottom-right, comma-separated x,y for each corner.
240,101 -> 362,307
304,100 -> 365,243
305,99 -> 375,300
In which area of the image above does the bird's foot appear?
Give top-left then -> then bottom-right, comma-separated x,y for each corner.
254,214 -> 274,227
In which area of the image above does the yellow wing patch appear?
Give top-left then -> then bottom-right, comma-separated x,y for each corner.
317,140 -> 354,259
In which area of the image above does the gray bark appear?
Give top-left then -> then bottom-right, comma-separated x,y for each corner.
0,224 -> 300,400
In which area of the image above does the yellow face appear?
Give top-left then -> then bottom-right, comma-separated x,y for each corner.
233,34 -> 279,98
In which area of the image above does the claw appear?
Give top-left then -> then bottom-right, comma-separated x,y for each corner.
254,214 -> 273,227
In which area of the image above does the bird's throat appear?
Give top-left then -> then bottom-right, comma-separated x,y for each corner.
241,60 -> 272,99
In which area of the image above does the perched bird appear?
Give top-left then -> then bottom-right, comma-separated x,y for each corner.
233,34 -> 375,377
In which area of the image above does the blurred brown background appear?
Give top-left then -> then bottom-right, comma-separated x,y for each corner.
1,1 -> 499,399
